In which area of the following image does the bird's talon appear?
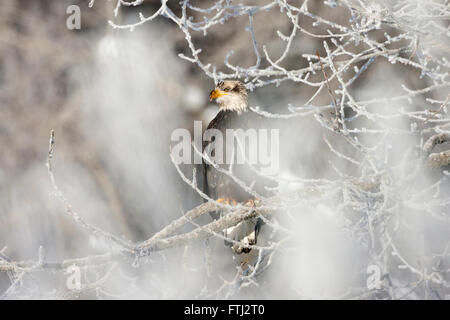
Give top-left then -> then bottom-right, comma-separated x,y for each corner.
245,198 -> 260,207
217,197 -> 237,206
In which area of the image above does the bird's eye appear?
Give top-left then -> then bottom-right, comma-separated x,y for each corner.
223,87 -> 230,92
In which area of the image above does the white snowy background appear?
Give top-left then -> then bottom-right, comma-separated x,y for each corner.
0,0 -> 449,299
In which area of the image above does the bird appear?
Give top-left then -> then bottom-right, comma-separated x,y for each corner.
201,80 -> 275,254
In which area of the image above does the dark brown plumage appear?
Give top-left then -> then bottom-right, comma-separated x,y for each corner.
201,80 -> 275,254
203,109 -> 271,203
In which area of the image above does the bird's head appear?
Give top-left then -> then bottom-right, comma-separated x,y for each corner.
209,80 -> 248,114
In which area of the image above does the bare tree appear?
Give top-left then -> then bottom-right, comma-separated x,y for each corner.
1,0 -> 449,299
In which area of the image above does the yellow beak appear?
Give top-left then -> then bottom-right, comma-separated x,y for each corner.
209,89 -> 228,101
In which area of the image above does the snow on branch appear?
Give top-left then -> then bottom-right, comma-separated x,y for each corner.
2,0 -> 450,299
